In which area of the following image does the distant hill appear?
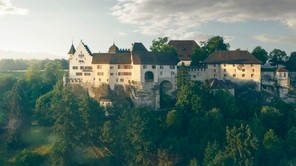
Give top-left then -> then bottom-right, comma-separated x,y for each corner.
0,50 -> 66,60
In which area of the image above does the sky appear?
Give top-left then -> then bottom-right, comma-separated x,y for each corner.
0,0 -> 295,59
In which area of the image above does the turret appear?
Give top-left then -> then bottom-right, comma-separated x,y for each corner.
68,44 -> 76,59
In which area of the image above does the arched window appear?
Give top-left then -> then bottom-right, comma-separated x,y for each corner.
160,80 -> 173,93
145,71 -> 154,82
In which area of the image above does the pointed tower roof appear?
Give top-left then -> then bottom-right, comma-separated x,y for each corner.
68,44 -> 76,54
108,43 -> 120,53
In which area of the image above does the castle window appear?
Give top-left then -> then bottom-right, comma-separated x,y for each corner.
73,66 -> 78,70
76,72 -> 82,76
152,65 -> 156,69
110,73 -> 114,76
252,69 -> 255,72
97,65 -> 102,69
160,71 -> 163,75
233,64 -> 235,67
110,66 -> 114,69
97,72 -> 104,76
224,64 -> 226,67
170,65 -> 175,69
224,69 -> 226,72
171,71 -> 175,76
99,78 -> 101,81
214,64 -> 216,67
84,73 -> 91,76
242,69 -> 245,72
160,65 -> 164,69
124,65 -> 132,69
242,74 -> 245,77
251,74 -> 254,77
224,74 -> 227,77
145,71 -> 154,82
284,73 -> 286,77
143,65 -> 147,69
80,66 -> 84,70
78,60 -> 84,63
120,79 -> 124,82
214,74 -> 217,77
214,69 -> 216,72
116,79 -> 118,82
233,74 -> 236,77
251,64 -> 254,67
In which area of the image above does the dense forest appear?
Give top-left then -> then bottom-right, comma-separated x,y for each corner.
0,59 -> 296,166
0,37 -> 296,165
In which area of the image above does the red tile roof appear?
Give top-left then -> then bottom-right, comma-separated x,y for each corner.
204,50 -> 262,64
168,40 -> 199,61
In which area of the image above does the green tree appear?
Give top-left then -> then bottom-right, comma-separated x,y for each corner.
150,37 -> 179,60
191,36 -> 229,65
261,129 -> 283,165
286,127 -> 296,159
203,141 -> 224,166
224,124 -> 258,166
286,52 -> 296,71
269,48 -> 288,67
13,149 -> 43,166
251,46 -> 268,64
43,61 -> 64,86
203,36 -> 230,55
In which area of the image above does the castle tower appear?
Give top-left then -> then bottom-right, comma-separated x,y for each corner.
68,44 -> 76,59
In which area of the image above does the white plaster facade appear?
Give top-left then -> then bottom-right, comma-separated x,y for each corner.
68,42 -> 178,105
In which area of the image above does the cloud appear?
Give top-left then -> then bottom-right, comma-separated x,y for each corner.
0,0 -> 28,16
112,0 -> 296,39
254,34 -> 296,44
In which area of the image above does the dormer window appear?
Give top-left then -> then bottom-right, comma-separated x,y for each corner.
78,51 -> 84,58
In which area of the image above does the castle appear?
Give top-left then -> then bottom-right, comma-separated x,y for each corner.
66,40 -> 264,108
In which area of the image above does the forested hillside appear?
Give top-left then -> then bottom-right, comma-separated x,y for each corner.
0,60 -> 296,165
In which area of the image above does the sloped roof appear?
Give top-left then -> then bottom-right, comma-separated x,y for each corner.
168,40 -> 199,61
209,78 -> 235,89
204,50 -> 262,64
276,67 -> 288,72
108,44 -> 120,53
92,42 -> 178,65
68,44 -> 76,54
81,42 -> 92,55
131,42 -> 148,52
92,53 -> 131,64
132,52 -> 179,65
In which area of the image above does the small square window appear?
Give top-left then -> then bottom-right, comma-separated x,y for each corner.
160,65 -> 164,69
143,65 -> 147,69
152,65 -> 156,69
251,74 -> 254,77
170,65 -> 175,69
233,74 -> 236,77
224,74 -> 227,77
242,74 -> 245,77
